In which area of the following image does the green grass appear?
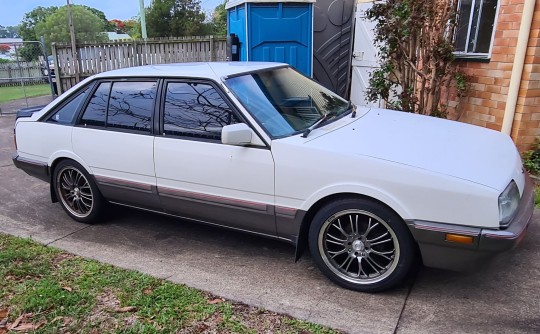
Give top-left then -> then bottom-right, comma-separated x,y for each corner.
0,84 -> 51,104
0,233 -> 340,334
535,186 -> 540,208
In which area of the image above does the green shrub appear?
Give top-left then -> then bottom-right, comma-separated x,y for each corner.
522,140 -> 540,175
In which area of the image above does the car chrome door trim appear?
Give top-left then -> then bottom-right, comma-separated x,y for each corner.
94,175 -> 154,193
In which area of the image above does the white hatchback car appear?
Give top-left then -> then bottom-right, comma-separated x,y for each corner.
13,62 -> 534,292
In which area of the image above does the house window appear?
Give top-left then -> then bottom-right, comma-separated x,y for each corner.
454,0 -> 499,57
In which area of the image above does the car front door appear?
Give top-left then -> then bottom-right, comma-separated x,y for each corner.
153,80 -> 276,236
72,79 -> 160,210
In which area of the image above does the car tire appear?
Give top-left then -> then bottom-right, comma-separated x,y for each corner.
53,160 -> 103,224
308,197 -> 416,292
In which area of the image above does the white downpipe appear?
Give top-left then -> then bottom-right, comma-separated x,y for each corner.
501,0 -> 536,135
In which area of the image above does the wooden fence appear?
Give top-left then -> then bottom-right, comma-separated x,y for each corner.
0,62 -> 46,87
52,36 -> 227,93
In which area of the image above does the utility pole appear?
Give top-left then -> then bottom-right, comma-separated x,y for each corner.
67,0 -> 79,81
139,0 -> 148,40
139,0 -> 148,65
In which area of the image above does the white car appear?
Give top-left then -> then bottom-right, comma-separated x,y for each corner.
12,62 -> 534,292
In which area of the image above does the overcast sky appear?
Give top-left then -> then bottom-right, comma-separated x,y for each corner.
0,0 -> 223,27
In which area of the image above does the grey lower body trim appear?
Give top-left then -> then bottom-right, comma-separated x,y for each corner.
108,201 -> 294,245
407,174 -> 535,271
91,175 -> 304,244
94,175 -> 161,211
158,186 -> 276,236
12,154 -> 50,183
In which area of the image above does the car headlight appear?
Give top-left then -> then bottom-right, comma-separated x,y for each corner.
499,180 -> 520,228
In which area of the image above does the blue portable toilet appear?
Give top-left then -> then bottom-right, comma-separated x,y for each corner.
226,0 -> 315,76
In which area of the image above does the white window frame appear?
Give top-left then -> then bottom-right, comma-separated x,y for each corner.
453,0 -> 501,60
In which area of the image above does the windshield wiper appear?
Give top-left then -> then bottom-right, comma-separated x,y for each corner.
302,111 -> 338,138
349,101 -> 357,118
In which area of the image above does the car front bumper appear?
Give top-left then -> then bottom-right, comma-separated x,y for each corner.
407,173 -> 535,271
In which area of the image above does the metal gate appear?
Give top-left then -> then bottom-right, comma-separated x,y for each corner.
0,39 -> 55,115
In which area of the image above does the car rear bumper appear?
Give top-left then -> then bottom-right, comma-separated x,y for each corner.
12,154 -> 50,183
407,173 -> 535,271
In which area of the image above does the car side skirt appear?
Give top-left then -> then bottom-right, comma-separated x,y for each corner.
92,175 -> 306,245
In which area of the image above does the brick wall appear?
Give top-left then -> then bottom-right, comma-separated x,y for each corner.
453,0 -> 540,152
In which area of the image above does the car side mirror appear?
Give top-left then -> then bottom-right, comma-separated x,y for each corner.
222,123 -> 254,146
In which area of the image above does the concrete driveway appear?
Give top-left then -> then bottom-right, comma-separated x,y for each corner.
1,114 -> 539,334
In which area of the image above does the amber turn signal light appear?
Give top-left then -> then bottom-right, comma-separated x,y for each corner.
445,233 -> 474,244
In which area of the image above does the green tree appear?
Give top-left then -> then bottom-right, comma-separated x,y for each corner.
18,6 -> 58,61
36,5 -> 108,53
209,1 -> 227,35
146,0 -> 207,37
19,6 -> 58,41
0,25 -> 19,38
81,5 -> 115,31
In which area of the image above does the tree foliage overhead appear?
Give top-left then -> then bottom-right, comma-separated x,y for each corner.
0,26 -> 19,38
366,0 -> 468,118
19,6 -> 58,41
81,5 -> 115,31
209,1 -> 227,36
146,0 -> 208,37
36,5 -> 108,52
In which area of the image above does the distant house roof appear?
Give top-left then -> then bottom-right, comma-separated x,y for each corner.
106,32 -> 131,41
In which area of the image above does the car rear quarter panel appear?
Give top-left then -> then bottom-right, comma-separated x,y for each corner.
15,120 -> 73,166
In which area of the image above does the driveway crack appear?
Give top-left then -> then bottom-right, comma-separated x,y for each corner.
46,224 -> 92,246
392,277 -> 415,334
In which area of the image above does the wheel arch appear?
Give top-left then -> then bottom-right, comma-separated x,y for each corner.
294,191 -> 414,262
48,152 -> 93,203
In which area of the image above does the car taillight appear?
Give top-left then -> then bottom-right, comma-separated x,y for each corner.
13,127 -> 17,150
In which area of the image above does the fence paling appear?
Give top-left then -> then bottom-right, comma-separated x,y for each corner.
53,36 -> 227,93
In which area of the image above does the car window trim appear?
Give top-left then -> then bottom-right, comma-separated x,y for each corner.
158,78 -> 269,148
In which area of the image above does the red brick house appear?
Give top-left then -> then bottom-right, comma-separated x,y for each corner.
452,0 -> 539,151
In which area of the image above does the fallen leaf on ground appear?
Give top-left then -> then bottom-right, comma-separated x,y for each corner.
143,288 -> 152,295
115,306 -> 137,313
207,298 -> 224,304
8,314 -> 24,330
34,319 -> 47,330
51,316 -> 63,323
12,323 -> 35,331
0,309 -> 8,319
62,286 -> 73,292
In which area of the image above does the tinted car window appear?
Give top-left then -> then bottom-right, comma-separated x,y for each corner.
47,87 -> 89,124
164,82 -> 238,139
107,81 -> 157,132
80,82 -> 110,127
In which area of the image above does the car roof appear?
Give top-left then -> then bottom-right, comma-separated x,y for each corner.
93,62 -> 287,80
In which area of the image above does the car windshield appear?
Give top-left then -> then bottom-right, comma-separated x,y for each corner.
224,67 -> 350,138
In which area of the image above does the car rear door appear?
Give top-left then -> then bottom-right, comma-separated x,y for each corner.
72,79 -> 160,210
153,79 -> 276,235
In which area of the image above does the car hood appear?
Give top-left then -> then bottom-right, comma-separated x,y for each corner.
306,107 -> 521,191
